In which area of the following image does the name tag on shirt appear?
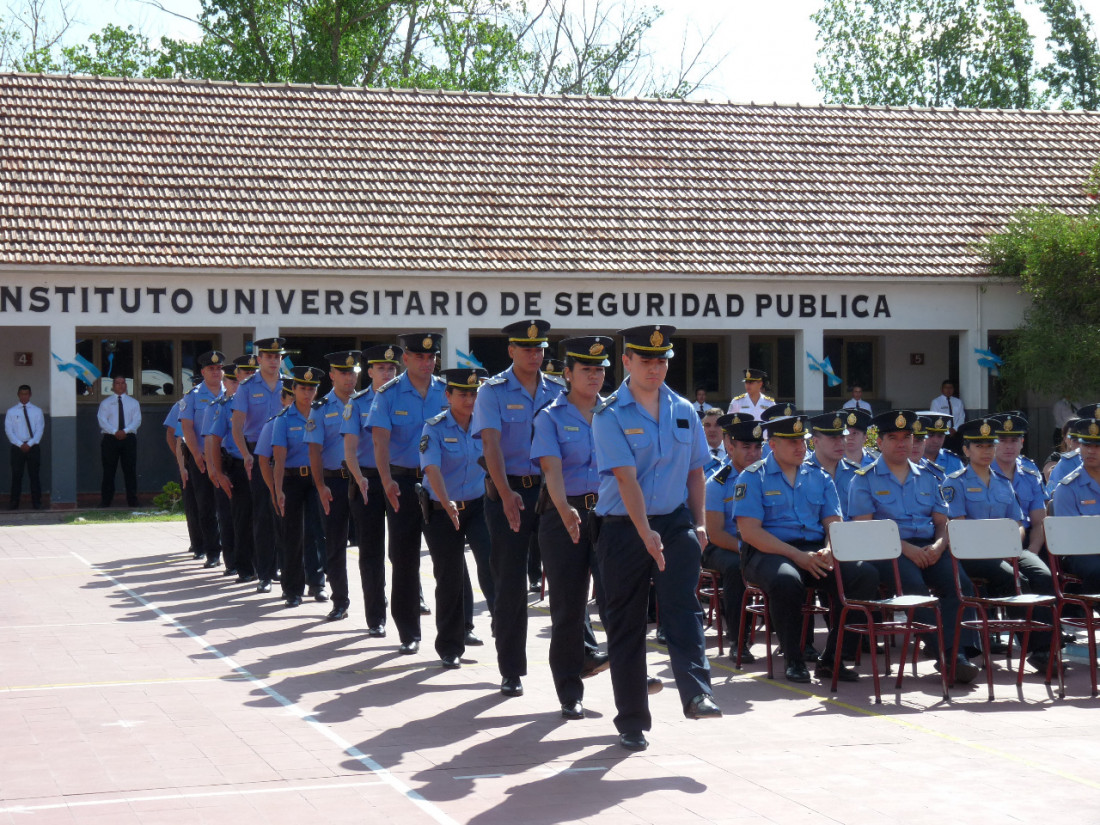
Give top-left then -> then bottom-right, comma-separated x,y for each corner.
625,428 -> 644,435
325,412 -> 338,418
395,410 -> 408,416
1083,499 -> 1096,506
875,490 -> 890,496
252,393 -> 264,397
764,490 -> 782,496
444,437 -> 458,443
506,404 -> 524,410
967,487 -> 982,492
290,427 -> 302,431
564,426 -> 579,432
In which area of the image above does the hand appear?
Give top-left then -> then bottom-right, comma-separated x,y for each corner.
694,524 -> 708,549
794,549 -> 833,579
384,479 -> 400,511
318,484 -> 333,516
179,466 -> 189,488
924,540 -> 945,564
445,501 -> 461,530
20,443 -> 29,453
559,505 -> 582,544
357,476 -> 369,504
276,489 -> 286,517
901,542 -> 931,569
502,489 -> 524,532
243,453 -> 254,481
641,528 -> 665,571
194,451 -> 206,475
114,430 -> 126,440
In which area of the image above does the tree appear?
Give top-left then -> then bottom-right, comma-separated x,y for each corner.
1039,0 -> 1100,109
60,24 -> 162,77
812,0 -> 1040,108
978,172 -> 1100,400
0,0 -> 73,72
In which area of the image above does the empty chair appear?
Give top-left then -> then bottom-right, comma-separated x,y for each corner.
1043,515 -> 1100,697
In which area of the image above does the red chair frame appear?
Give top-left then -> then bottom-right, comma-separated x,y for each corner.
1043,515 -> 1100,698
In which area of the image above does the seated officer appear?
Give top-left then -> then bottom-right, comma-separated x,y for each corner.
703,412 -> 763,663
923,413 -> 964,476
942,418 -> 1055,672
735,414 -> 878,684
990,412 -> 1049,555
758,402 -> 798,461
1049,404 -> 1099,487
1050,416 -> 1100,592
912,414 -> 947,482
842,408 -> 876,467
806,411 -> 860,520
847,410 -> 981,683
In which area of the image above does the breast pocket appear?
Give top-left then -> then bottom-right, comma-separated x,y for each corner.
501,405 -> 529,425
672,426 -> 693,445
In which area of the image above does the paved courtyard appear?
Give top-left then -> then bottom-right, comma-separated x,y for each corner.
1,521 -> 1098,824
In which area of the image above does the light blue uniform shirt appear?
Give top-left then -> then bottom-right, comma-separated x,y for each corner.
1049,451 -> 1083,486
593,378 -> 709,517
705,463 -> 739,540
367,374 -> 447,469
1053,467 -> 1100,516
340,386 -> 378,468
733,454 -> 840,543
202,396 -> 242,459
179,382 -> 222,452
993,460 -> 1047,528
805,452 -> 859,520
847,458 -> 948,541
941,465 -> 1023,521
936,448 -> 965,476
305,391 -> 351,470
255,416 -> 278,459
419,411 -> 485,502
471,365 -> 563,476
530,394 -> 600,496
163,404 -> 183,438
271,405 -> 313,468
231,373 -> 284,443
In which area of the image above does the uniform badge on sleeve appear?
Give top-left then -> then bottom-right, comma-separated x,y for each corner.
305,417 -> 316,431
342,404 -> 352,420
178,397 -> 187,412
419,434 -> 430,454
942,487 -> 955,503
734,483 -> 747,501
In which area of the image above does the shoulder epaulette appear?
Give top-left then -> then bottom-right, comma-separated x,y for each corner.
376,377 -> 400,393
928,460 -> 945,472
484,375 -> 507,386
1059,449 -> 1080,460
350,386 -> 372,400
214,395 -> 230,406
854,457 -> 879,476
265,407 -> 290,423
839,457 -> 859,470
744,458 -> 765,473
942,448 -> 961,459
236,373 -> 254,387
426,411 -> 448,426
1061,467 -> 1083,484
594,394 -> 617,415
1020,463 -> 1042,478
947,466 -> 967,480
732,393 -> 746,401
762,395 -> 775,401
711,464 -> 733,485
544,374 -> 566,387
311,399 -> 325,409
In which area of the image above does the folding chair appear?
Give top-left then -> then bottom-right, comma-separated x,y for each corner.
946,518 -> 1062,701
1043,515 -> 1100,698
697,569 -> 725,655
829,519 -> 949,703
737,580 -> 829,678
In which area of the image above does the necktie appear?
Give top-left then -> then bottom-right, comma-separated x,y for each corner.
22,405 -> 32,441
118,396 -> 125,431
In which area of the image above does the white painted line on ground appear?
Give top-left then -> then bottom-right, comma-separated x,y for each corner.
0,779 -> 385,815
0,556 -> 73,560
453,773 -> 507,780
0,621 -> 118,630
72,552 -> 460,825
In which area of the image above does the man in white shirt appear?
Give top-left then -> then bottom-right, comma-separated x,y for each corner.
929,379 -> 966,431
841,384 -> 872,413
98,375 -> 142,507
5,384 -> 45,509
727,368 -> 774,420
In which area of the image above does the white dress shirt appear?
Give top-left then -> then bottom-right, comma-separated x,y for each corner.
842,398 -> 872,413
727,393 -> 774,420
98,392 -> 142,435
929,394 -> 966,428
5,402 -> 45,447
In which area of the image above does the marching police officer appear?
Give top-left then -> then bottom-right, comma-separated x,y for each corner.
531,335 -> 613,719
847,410 -> 981,683
343,345 -> 403,635
703,412 -> 762,663
179,350 -> 226,568
307,351 -> 361,621
202,360 -> 239,576
593,324 -> 720,752
735,414 -> 878,684
419,368 -> 491,668
727,368 -> 774,420
232,338 -> 287,593
472,319 -> 564,697
368,332 -> 448,654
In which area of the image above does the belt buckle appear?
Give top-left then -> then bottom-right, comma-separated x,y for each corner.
340,468 -> 349,479
455,500 -> 466,511
298,466 -> 309,477
522,475 -> 533,489
584,493 -> 596,510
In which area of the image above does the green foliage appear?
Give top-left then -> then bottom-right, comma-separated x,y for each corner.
1039,0 -> 1100,109
153,481 -> 184,513
979,201 -> 1100,399
60,24 -> 163,78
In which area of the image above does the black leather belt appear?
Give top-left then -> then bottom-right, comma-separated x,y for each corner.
567,493 -> 598,511
432,498 -> 477,511
389,465 -> 422,479
323,468 -> 349,479
358,466 -> 380,479
506,473 -> 540,490
222,452 -> 240,471
284,466 -> 310,477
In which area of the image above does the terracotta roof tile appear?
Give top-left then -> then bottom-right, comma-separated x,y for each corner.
2,73 -> 1100,276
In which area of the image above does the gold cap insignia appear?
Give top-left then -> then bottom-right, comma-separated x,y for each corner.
543,363 -> 552,372
752,424 -> 762,439
468,373 -> 478,386
832,416 -> 842,429
935,417 -> 945,429
847,413 -> 857,426
304,369 -> 313,381
248,355 -> 256,367
913,421 -> 924,433
210,353 -> 220,364
650,330 -> 664,347
783,404 -> 793,415
1004,419 -> 1013,432
1091,423 -> 1099,436
793,420 -> 803,433
384,347 -> 395,360
980,422 -> 992,436
895,414 -> 907,429
421,336 -> 433,350
345,355 -> 355,367
527,323 -> 539,339
589,343 -> 604,356
744,370 -> 753,380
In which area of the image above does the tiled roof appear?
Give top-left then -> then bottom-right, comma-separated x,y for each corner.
2,72 -> 1100,277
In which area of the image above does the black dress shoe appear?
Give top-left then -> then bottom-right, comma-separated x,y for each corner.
500,677 -> 523,697
646,676 -> 663,694
440,655 -> 461,669
619,731 -> 648,751
802,644 -> 820,663
203,559 -> 220,569
580,651 -> 610,679
398,640 -> 419,655
326,605 -> 349,621
730,644 -> 756,664
655,627 -> 667,645
560,701 -> 584,720
222,568 -> 238,577
237,573 -> 257,584
785,661 -> 811,683
272,571 -> 281,583
464,630 -> 484,646
1026,651 -> 1052,672
257,580 -> 272,593
684,693 -> 722,719
529,581 -> 542,594
308,586 -> 328,602
367,625 -> 386,638
936,654 -> 980,684
285,595 -> 303,608
419,598 -> 431,615
815,661 -> 860,683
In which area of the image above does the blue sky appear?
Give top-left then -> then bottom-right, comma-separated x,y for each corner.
67,0 -> 1100,106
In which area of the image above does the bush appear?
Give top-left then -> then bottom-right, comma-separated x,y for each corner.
153,481 -> 183,513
